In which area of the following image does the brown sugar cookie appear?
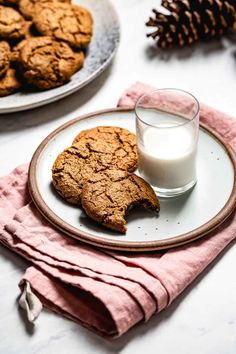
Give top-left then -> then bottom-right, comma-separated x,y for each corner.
34,2 -> 93,49
73,126 -> 138,173
52,142 -> 108,205
0,68 -> 21,96
18,36 -> 81,90
0,41 -> 10,78
0,5 -> 26,40
52,126 -> 137,205
19,0 -> 71,20
81,170 -> 160,233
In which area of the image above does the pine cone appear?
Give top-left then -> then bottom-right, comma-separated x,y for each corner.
146,0 -> 236,48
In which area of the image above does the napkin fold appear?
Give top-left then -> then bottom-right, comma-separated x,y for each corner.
0,82 -> 236,338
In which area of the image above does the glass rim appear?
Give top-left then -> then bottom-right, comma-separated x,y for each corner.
135,88 -> 200,129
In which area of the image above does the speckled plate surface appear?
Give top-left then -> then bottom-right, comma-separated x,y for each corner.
28,108 -> 236,252
0,0 -> 119,113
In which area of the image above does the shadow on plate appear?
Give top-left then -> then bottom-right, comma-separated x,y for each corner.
79,204 -> 160,238
159,185 -> 195,214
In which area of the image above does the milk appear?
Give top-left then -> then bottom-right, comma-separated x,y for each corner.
138,121 -> 197,190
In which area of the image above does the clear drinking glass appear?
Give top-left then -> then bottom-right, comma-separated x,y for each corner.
135,89 -> 200,198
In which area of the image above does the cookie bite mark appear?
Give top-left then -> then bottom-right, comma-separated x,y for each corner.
0,41 -> 10,77
0,5 -> 26,40
81,170 -> 160,233
18,36 -> 80,89
33,2 -> 93,49
0,68 -> 21,96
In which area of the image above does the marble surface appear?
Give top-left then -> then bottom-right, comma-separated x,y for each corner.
0,0 -> 236,353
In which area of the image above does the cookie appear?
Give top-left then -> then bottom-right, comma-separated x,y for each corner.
0,5 -> 26,40
18,36 -> 81,90
19,0 -> 71,20
73,126 -> 138,172
52,143 -> 106,205
81,170 -> 160,233
34,2 -> 93,49
0,41 -> 10,78
0,68 -> 21,96
52,126 -> 137,205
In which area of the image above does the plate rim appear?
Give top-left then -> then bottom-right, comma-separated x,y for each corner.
0,0 -> 120,114
28,107 -> 236,252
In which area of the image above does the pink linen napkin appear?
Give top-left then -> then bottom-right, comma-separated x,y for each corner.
1,82 -> 236,339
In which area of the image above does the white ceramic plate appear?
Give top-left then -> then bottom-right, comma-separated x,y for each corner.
0,0 -> 119,113
28,108 -> 236,251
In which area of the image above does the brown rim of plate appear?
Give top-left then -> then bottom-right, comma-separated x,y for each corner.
28,108 -> 236,252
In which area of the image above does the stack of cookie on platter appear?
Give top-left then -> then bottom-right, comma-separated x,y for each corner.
0,0 -> 93,96
52,126 -> 160,233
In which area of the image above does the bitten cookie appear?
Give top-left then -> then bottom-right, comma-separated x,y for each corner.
0,5 -> 26,40
34,2 -> 93,49
0,68 -> 21,96
73,126 -> 138,172
19,0 -> 71,20
81,170 -> 160,233
0,41 -> 10,78
18,36 -> 82,89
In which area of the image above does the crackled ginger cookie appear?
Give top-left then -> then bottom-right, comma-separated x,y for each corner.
0,41 -> 11,78
0,68 -> 21,96
18,36 -> 84,89
73,126 -> 138,172
52,127 -> 138,205
0,5 -> 26,40
34,2 -> 93,49
19,0 -> 71,20
81,169 -> 160,233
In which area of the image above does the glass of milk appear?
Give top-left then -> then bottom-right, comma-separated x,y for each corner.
135,89 -> 200,198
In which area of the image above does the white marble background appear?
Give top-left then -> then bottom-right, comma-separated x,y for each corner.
1,1 -> 236,353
